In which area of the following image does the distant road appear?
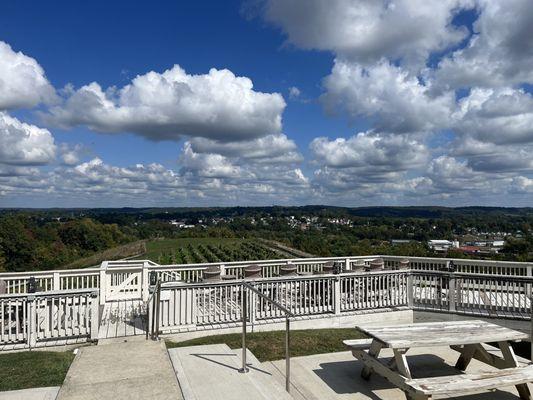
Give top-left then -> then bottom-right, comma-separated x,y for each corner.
258,238 -> 315,258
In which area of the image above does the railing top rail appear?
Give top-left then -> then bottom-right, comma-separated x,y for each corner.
0,267 -> 101,278
147,255 -> 381,271
243,281 -> 294,317
379,254 -> 533,267
0,287 -> 98,299
159,269 -> 408,290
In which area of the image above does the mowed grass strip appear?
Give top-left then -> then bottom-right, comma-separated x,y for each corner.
0,351 -> 75,391
166,328 -> 366,362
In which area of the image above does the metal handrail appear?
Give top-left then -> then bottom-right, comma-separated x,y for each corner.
241,281 -> 294,393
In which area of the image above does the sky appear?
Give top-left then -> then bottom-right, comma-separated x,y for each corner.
1,0 -> 533,208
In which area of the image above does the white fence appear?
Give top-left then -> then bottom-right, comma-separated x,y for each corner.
150,270 -> 411,334
2,254 -> 533,347
0,289 -> 99,349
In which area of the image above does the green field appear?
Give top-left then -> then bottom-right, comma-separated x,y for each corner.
166,328 -> 366,362
143,238 -> 287,264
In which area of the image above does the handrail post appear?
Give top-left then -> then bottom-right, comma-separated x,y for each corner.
285,316 -> 290,393
90,290 -> 99,341
239,285 -> 249,373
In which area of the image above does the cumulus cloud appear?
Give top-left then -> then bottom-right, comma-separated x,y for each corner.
44,65 -> 286,142
263,0 -> 473,69
435,0 -> 533,89
0,112 -> 56,166
188,134 -> 302,163
452,137 -> 533,173
454,87 -> 533,145
310,131 -> 428,170
322,60 -> 454,133
309,131 -> 429,199
0,41 -> 55,110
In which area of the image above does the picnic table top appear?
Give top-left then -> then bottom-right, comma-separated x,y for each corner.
357,320 -> 529,349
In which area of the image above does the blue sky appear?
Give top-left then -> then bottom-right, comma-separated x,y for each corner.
1,0 -> 533,207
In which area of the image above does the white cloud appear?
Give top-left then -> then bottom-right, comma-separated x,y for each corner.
310,131 -> 428,170
454,87 -> 533,145
59,143 -> 84,166
0,112 -> 56,166
179,142 -> 249,179
44,65 -> 286,142
511,176 -> 533,194
263,0 -> 473,69
0,41 -> 55,110
435,0 -> 533,88
322,60 -> 454,133
188,134 -> 302,163
288,86 -> 301,99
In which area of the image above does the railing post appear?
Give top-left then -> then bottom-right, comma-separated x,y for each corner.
99,261 -> 108,305
526,266 -> 532,303
239,285 -> 249,373
53,272 -> 60,291
407,272 -> 414,308
285,317 -> 290,393
334,277 -> 341,315
345,258 -> 350,271
90,290 -> 100,341
448,273 -> 456,313
220,264 -> 226,277
141,261 -> 149,302
249,288 -> 257,326
27,295 -> 37,348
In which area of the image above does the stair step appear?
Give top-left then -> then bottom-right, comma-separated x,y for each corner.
232,348 -> 295,400
168,344 -> 296,400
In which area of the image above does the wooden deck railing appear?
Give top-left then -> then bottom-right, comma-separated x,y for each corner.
0,288 -> 99,349
2,254 -> 533,349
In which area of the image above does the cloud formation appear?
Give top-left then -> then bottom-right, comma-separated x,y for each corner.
45,66 -> 286,142
263,0 -> 473,69
0,41 -> 55,110
0,112 -> 56,166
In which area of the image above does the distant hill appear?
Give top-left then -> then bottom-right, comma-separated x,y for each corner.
1,205 -> 532,220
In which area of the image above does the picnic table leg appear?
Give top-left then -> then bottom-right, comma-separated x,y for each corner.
454,344 -> 477,371
393,349 -> 419,400
361,340 -> 383,380
498,341 -> 531,400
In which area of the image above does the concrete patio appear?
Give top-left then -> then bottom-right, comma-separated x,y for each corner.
265,345 -> 531,399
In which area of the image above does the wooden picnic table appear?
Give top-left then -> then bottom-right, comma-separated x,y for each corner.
348,320 -> 533,400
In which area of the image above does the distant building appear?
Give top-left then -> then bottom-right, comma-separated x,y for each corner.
428,239 -> 459,252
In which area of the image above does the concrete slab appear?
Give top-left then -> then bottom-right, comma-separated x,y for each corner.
268,346 -> 531,399
56,340 -> 182,400
0,387 -> 59,400
168,344 -> 293,400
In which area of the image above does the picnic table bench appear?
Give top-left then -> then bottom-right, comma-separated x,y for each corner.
345,320 -> 533,400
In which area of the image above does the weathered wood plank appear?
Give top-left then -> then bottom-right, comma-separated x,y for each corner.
343,338 -> 373,349
357,320 -> 528,349
407,365 -> 533,397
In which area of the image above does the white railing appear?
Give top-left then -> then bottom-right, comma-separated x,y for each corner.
411,271 -> 533,319
149,270 -> 411,334
1,289 -> 99,348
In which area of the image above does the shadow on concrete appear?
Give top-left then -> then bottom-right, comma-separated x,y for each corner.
191,353 -> 240,371
313,355 -> 521,399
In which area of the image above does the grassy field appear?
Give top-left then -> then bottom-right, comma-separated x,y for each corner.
0,351 -> 75,391
166,328 -> 366,362
143,238 -> 287,264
